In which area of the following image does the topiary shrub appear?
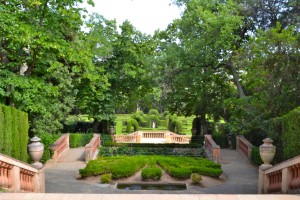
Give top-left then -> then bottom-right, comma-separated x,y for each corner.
131,114 -> 144,126
100,173 -> 112,183
136,110 -> 144,116
148,114 -> 160,128
168,167 -> 192,179
191,173 -> 202,184
148,109 -> 159,116
173,120 -> 182,134
126,118 -> 140,133
141,167 -> 162,180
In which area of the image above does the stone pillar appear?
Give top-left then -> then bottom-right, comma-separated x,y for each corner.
281,167 -> 292,193
11,166 -> 20,192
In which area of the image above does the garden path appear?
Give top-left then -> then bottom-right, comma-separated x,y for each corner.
44,148 -> 258,194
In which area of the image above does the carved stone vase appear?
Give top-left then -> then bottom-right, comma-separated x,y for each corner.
259,138 -> 276,168
28,136 -> 44,169
109,126 -> 116,135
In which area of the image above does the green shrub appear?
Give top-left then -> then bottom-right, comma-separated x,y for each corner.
136,110 -> 144,116
142,167 -> 162,180
0,106 -> 4,154
191,173 -> 202,184
251,146 -> 263,166
132,114 -> 144,126
148,114 -> 160,128
173,120 -> 182,133
189,166 -> 222,177
126,118 -> 139,133
100,173 -> 112,183
169,167 -> 192,179
40,134 -> 62,164
148,109 -> 159,116
69,133 -> 93,148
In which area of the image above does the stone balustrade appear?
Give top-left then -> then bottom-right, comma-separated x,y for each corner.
113,135 -> 137,143
49,134 -> 69,160
236,135 -> 253,160
258,155 -> 300,194
0,153 -> 45,192
112,131 -> 191,144
85,134 -> 100,162
142,132 -> 165,138
171,135 -> 191,144
204,134 -> 220,163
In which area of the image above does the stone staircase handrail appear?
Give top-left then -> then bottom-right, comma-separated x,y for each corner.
204,134 -> 220,163
0,153 -> 45,193
236,135 -> 253,160
49,134 -> 69,160
85,134 -> 100,162
259,155 -> 300,194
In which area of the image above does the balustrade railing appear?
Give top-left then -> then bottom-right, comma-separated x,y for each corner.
0,153 -> 44,192
49,134 -> 69,160
112,131 -> 191,144
204,134 -> 220,163
142,132 -> 165,138
85,134 -> 100,162
171,135 -> 191,144
259,155 -> 300,194
236,135 -> 253,160
113,135 -> 137,143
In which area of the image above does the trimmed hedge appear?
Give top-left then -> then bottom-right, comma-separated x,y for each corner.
69,133 -> 93,148
99,146 -> 204,157
126,118 -> 139,133
148,109 -> 159,116
0,104 -> 29,162
80,155 -> 222,179
141,167 -> 162,180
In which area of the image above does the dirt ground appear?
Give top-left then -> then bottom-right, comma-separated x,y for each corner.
80,168 -> 226,188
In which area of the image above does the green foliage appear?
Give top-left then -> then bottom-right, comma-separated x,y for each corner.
141,167 -> 162,180
169,168 -> 192,179
148,109 -> 159,116
40,134 -> 61,164
80,155 -> 222,179
0,104 -> 29,162
0,106 -> 3,153
69,133 -> 93,148
281,107 -> 300,159
147,114 -> 160,128
251,146 -> 263,166
100,173 -> 112,183
191,173 -> 202,184
99,146 -> 203,157
126,118 -> 139,133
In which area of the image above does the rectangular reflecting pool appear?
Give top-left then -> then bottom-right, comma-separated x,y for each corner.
117,183 -> 187,190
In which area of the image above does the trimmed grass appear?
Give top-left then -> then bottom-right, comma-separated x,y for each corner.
79,156 -> 222,179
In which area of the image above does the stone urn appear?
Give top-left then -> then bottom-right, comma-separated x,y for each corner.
28,136 -> 44,169
109,126 -> 116,135
259,138 -> 276,168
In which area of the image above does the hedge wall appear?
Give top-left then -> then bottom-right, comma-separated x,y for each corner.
0,104 -> 29,162
266,106 -> 300,162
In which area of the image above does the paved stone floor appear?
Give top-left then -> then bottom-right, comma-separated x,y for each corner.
1,193 -> 300,200
45,148 -> 259,194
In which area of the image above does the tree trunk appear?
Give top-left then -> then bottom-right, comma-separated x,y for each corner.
92,118 -> 99,133
226,62 -> 246,98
